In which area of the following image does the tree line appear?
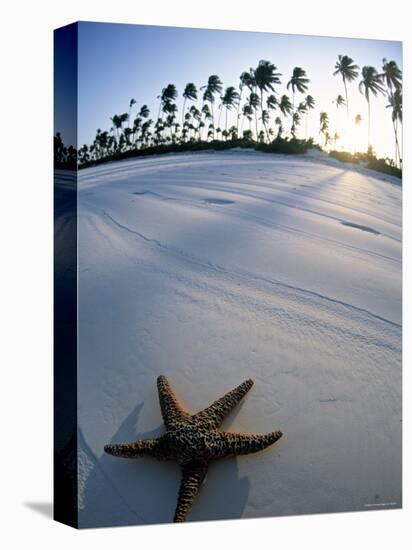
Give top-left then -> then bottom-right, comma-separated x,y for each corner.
55,55 -> 402,170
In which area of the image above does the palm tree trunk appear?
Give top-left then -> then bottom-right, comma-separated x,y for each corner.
255,111 -> 258,141
225,108 -> 228,139
218,106 -> 223,132
343,78 -> 349,118
259,91 -> 266,143
236,89 -> 243,138
393,118 -> 400,168
367,99 -> 371,150
335,106 -> 339,149
396,119 -> 402,168
264,123 -> 269,143
182,98 -> 187,141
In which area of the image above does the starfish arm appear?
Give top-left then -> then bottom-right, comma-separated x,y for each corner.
174,463 -> 208,522
213,430 -> 283,458
193,379 -> 254,429
104,438 -> 167,460
157,375 -> 191,429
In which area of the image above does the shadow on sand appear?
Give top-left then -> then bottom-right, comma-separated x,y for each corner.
80,402 -> 250,527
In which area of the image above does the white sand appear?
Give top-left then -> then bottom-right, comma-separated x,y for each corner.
76,150 -> 401,527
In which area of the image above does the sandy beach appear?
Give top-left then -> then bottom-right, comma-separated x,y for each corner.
74,150 -> 401,526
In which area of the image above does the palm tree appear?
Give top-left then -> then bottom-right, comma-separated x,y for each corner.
291,111 -> 301,139
254,60 -> 281,108
124,127 -> 133,148
354,114 -> 362,153
297,102 -> 307,114
278,95 -> 293,117
228,125 -> 237,141
119,113 -> 129,133
305,94 -> 315,110
304,94 -> 315,139
189,105 -> 201,140
258,130 -> 266,143
242,104 -> 253,134
164,102 -> 178,139
266,94 -> 277,140
266,94 -> 277,111
243,129 -> 253,141
382,59 -> 402,166
333,94 -> 346,144
139,105 -> 150,119
333,55 -> 359,116
275,116 -> 283,139
240,69 -> 256,93
132,116 -> 142,146
248,92 -> 260,140
157,84 -> 178,121
254,60 -> 281,138
98,130 -> 109,156
201,75 -> 223,139
78,144 -> 89,165
319,112 -> 329,147
221,87 -> 240,137
287,67 -> 309,110
197,121 -> 205,141
132,105 -> 150,146
182,83 -> 198,134
386,89 -> 402,167
141,119 -> 153,147
278,95 -> 293,137
110,114 -> 122,140
93,128 -> 101,157
381,58 -> 402,92
201,104 -> 212,140
358,66 -> 385,150
128,98 -> 136,127
237,71 -> 254,137
260,109 -> 270,141
334,94 -> 346,109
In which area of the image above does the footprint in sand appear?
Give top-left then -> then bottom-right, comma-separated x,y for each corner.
204,198 -> 235,205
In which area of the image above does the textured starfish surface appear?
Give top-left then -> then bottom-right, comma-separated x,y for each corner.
104,376 -> 283,522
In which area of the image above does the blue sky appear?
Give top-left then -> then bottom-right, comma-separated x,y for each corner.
72,22 -> 402,157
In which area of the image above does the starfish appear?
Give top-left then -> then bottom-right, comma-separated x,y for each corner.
104,376 -> 283,522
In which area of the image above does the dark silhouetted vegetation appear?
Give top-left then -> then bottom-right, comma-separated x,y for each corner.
78,136 -> 315,169
54,132 -> 77,169
329,148 -> 402,178
54,56 -> 401,176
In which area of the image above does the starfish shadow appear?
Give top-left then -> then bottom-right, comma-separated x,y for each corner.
80,403 -> 179,527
